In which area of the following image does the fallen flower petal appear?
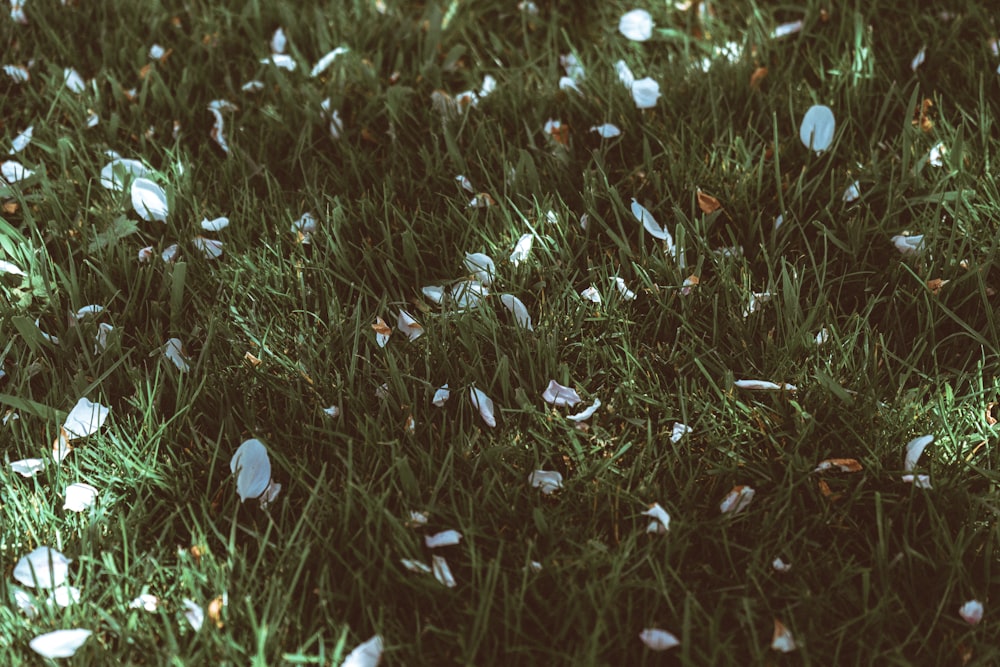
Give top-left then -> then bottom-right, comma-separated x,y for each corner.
11,458 -> 45,477
422,285 -> 446,304
529,470 -> 563,495
464,252 -> 496,285
200,216 -> 229,231
14,547 -> 71,589
130,594 -> 159,612
567,398 -> 601,422
639,628 -> 679,651
720,485 -> 755,514
259,479 -> 281,509
47,584 -> 81,608
815,327 -> 830,345
63,397 -> 109,439
614,60 -> 635,88
342,634 -> 383,667
425,530 -> 462,548
432,384 -> 450,407
904,435 -> 934,471
9,125 -> 32,153
323,405 -> 341,418
310,46 -> 349,77
771,619 -> 797,653
612,277 -> 637,301
632,198 -> 673,244
799,105 -> 836,153
0,259 -> 25,276
431,555 -> 456,587
291,212 -> 317,243
643,503 -> 671,534
772,557 -> 792,573
230,438 -> 272,502
183,598 -> 204,631
192,236 -> 223,259
63,68 -> 86,93
470,387 -> 496,427
814,458 -> 863,473
63,483 -> 98,512
397,310 -> 424,341
911,46 -> 926,72
1,160 -> 33,183
542,380 -> 582,407
164,338 -> 190,371
100,158 -> 150,191
579,286 -> 602,303
401,559 -> 432,574
451,280 -> 488,308
619,9 -> 654,41
842,181 -> 860,202
30,629 -> 91,659
631,77 -> 661,109
892,234 -> 924,255
590,123 -> 621,138
771,20 -> 803,39
372,316 -> 392,347
670,422 -> 692,443
130,178 -> 169,222
959,600 -> 984,625
2,64 -> 29,83
734,379 -> 796,391
510,233 -> 533,266
500,294 -> 533,330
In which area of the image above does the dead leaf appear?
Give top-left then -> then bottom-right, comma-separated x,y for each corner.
697,189 -> 721,214
926,278 -> 948,295
749,66 -> 768,89
814,458 -> 863,473
207,596 -> 225,628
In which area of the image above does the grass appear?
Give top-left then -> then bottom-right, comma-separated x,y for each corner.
1,0 -> 999,663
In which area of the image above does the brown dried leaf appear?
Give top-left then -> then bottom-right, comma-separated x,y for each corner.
814,458 -> 863,473
697,189 -> 722,214
749,66 -> 768,89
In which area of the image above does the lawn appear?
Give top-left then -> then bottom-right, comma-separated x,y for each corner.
1,0 -> 999,664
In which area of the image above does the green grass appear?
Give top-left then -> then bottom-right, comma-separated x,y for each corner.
2,0 -> 1000,664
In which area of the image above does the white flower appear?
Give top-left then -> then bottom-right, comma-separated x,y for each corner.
799,105 -> 836,153
291,212 -> 317,242
639,628 -> 679,651
631,77 -> 661,109
529,470 -> 563,495
815,327 -> 830,345
30,629 -> 92,659
619,9 -> 654,42
559,76 -> 582,94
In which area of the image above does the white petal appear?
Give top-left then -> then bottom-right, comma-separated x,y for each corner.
397,310 -> 424,341
164,338 -> 190,371
310,46 -> 349,77
642,503 -> 671,534
100,158 -> 150,191
639,628 -> 679,651
499,294 -> 533,330
63,482 -> 98,512
425,530 -> 462,548
431,555 -> 456,588
241,80 -> 265,92
63,397 -> 109,439
9,125 -> 32,153
911,46 -> 926,72
183,598 -> 204,631
1,159 -> 33,183
614,60 -> 635,88
149,43 -> 167,60
14,546 -> 72,589
464,252 -> 496,286
771,620 -> 797,653
451,280 -> 488,308
612,277 -> 637,301
270,27 -> 287,54
902,473 -> 932,489
47,584 -> 81,608
455,174 -> 474,192
2,64 -> 29,83
892,234 -> 924,255
230,438 -> 272,502
0,259 -> 25,276
130,594 -> 159,612
11,458 -> 45,476
959,600 -> 984,625
291,212 -> 317,242
432,384 -> 450,407
670,422 -> 692,443
631,77 -> 661,109
542,380 -> 582,407
12,587 -> 38,617
558,76 -> 581,94
469,387 -> 496,427
192,236 -> 223,259
719,485 -> 755,514
904,435 -> 933,471
422,285 -> 446,304
401,559 -> 432,574
130,178 -> 169,222
323,405 -> 341,418
341,634 -> 384,667
29,629 -> 92,659
929,142 -> 946,167
799,105 -> 836,153
631,198 -> 673,243
200,216 -> 229,231
590,123 -> 621,138
560,53 -> 584,80
619,9 -> 654,41
772,557 -> 792,573
815,327 -> 830,345
842,181 -> 860,202
261,53 -> 296,70
567,398 -> 601,422
771,20 -> 803,38
63,68 -> 86,93
259,478 -> 282,509
510,233 -> 533,266
529,470 -> 563,495
734,379 -> 796,391
579,286 -> 602,303
407,510 -> 429,527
